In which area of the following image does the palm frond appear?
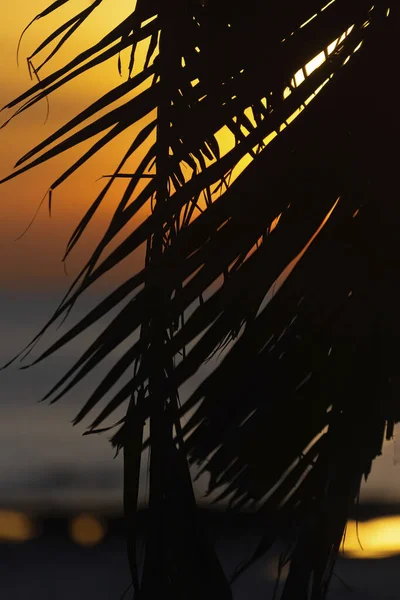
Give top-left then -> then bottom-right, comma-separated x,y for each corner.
2,1 -> 399,598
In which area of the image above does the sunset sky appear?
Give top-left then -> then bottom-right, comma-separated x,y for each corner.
0,0 -> 358,291
0,0 -> 149,291
1,0 -> 400,517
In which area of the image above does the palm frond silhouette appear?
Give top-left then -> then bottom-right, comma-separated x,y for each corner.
1,0 -> 399,597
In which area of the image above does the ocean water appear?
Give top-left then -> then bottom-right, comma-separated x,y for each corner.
2,515 -> 400,600
0,291 -> 217,511
1,291 -> 400,512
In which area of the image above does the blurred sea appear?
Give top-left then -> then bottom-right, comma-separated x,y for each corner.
2,510 -> 400,600
0,291 -> 221,512
1,291 -> 400,512
2,292 -> 400,599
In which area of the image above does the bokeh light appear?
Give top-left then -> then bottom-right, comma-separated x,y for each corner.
69,513 -> 105,547
0,510 -> 36,542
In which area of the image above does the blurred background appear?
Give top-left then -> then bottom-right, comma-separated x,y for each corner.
2,292 -> 400,599
1,1 -> 400,598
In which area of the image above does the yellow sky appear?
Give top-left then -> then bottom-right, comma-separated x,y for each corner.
0,0 -> 149,290
0,1 -> 362,291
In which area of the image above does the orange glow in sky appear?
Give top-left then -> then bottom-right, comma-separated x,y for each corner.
0,1 -> 149,290
0,1 -> 366,290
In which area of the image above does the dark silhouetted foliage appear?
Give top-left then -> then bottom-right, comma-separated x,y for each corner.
2,1 -> 399,597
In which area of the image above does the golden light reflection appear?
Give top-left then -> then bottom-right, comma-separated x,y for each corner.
0,510 -> 36,542
69,513 -> 105,547
342,517 -> 400,559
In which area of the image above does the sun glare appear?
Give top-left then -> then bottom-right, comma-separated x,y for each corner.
342,517 -> 400,559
